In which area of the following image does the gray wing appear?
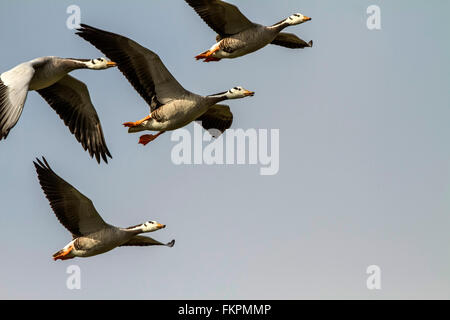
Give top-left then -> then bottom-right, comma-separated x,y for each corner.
196,104 -> 233,138
76,24 -> 187,112
185,0 -> 254,37
0,64 -> 34,140
271,33 -> 313,49
120,236 -> 175,247
33,157 -> 108,237
37,75 -> 111,164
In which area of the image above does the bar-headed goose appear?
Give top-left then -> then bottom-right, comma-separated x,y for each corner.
185,0 -> 313,62
34,157 -> 174,260
0,56 -> 116,163
76,24 -> 254,146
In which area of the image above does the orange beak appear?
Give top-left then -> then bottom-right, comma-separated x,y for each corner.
304,16 -> 312,21
106,61 -> 117,67
244,90 -> 255,97
157,223 -> 166,229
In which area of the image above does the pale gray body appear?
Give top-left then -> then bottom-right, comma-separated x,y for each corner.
61,226 -> 173,259
26,57 -> 76,90
67,226 -> 144,258
213,24 -> 282,59
131,94 -> 224,133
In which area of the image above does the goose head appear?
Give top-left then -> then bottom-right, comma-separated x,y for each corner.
140,221 -> 166,233
286,13 -> 311,25
225,87 -> 255,99
84,57 -> 117,70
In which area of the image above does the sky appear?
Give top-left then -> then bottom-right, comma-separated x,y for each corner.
0,0 -> 449,299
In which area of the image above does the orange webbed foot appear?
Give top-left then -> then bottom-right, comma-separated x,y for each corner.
195,52 -> 209,60
138,132 -> 165,146
195,45 -> 220,61
53,245 -> 74,261
123,121 -> 137,128
139,135 -> 157,146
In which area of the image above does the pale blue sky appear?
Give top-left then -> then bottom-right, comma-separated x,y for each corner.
0,0 -> 449,299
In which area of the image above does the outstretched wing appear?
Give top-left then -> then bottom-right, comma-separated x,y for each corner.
271,33 -> 313,49
196,104 -> 233,138
0,63 -> 34,140
120,236 -> 175,247
76,24 -> 187,112
185,0 -> 254,37
34,157 -> 108,237
37,75 -> 111,164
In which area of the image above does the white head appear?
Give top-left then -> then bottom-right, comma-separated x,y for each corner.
225,86 -> 255,99
140,221 -> 166,233
285,13 -> 311,25
84,57 -> 117,70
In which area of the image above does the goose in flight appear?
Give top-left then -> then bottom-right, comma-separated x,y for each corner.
0,56 -> 116,163
76,24 -> 254,146
185,0 -> 313,62
34,157 -> 175,261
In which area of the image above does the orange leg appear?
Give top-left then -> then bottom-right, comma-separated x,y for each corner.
123,114 -> 152,128
195,45 -> 220,61
53,245 -> 74,261
139,131 -> 165,146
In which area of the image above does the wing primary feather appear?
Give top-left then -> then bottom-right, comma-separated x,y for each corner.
34,156 -> 108,237
76,24 -> 187,112
185,0 -> 254,37
37,75 -> 111,164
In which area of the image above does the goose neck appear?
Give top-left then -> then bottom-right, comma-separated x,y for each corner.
206,93 -> 229,103
269,21 -> 289,33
